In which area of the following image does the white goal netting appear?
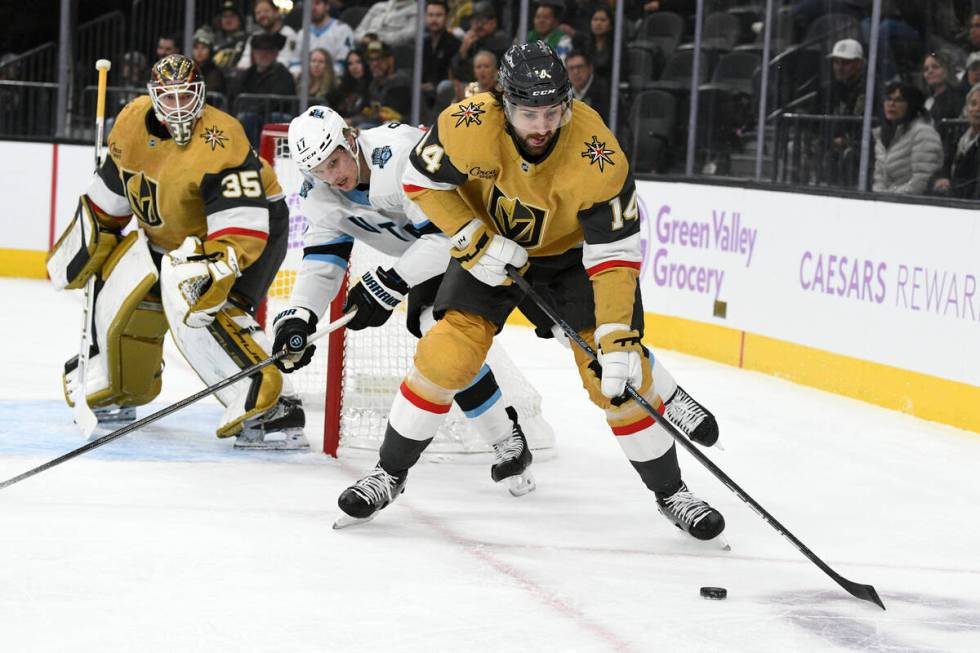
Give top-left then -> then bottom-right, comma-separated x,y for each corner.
259,124 -> 554,458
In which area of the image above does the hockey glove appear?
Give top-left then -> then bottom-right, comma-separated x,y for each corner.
342,267 -> 410,331
162,236 -> 240,328
272,307 -> 319,372
450,219 -> 528,287
594,323 -> 645,399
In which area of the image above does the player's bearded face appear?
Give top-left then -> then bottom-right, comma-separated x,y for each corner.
310,147 -> 359,191
507,102 -> 568,155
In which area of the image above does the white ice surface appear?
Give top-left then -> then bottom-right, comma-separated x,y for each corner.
1,277 -> 978,653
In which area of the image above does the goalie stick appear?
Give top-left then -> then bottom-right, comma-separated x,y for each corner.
72,58 -> 113,438
505,265 -> 886,611
0,310 -> 356,491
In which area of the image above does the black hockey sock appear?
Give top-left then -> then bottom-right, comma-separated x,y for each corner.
379,423 -> 432,475
629,444 -> 683,497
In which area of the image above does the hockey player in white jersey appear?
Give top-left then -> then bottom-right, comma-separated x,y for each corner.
271,106 -> 535,496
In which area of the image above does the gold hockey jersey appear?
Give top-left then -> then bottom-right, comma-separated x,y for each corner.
84,95 -> 277,268
403,93 -> 640,276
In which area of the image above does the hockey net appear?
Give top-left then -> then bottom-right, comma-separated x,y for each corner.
258,123 -> 554,458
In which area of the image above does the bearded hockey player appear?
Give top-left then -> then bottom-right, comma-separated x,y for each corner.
47,54 -> 306,449
272,106 -> 537,496
336,41 -> 725,542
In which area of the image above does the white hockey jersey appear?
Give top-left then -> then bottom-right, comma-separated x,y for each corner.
289,122 -> 451,319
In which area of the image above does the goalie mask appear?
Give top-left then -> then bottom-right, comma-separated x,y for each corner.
499,41 -> 572,135
288,105 -> 362,188
147,54 -> 206,146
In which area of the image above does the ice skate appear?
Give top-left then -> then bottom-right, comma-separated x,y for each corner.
491,407 -> 535,497
234,396 -> 309,450
663,386 -> 719,447
93,405 -> 136,425
656,482 -> 727,547
334,464 -> 408,529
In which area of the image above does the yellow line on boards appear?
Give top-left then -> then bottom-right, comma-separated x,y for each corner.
0,249 -> 47,279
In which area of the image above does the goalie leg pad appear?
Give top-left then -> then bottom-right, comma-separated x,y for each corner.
63,231 -> 165,410
166,300 -> 286,437
46,195 -> 120,290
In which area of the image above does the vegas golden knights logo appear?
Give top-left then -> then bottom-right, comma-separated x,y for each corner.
487,185 -> 546,248
121,170 -> 163,227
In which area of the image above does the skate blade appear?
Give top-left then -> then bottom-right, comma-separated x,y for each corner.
505,471 -> 536,497
713,441 -> 726,452
714,535 -> 732,551
234,434 -> 311,451
332,512 -> 377,530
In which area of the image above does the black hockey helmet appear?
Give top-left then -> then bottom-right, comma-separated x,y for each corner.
499,40 -> 571,108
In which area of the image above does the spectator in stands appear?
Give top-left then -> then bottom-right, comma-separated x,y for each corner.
566,50 -> 609,121
566,1 -> 605,35
872,82 -> 943,194
962,12 -> 980,55
191,29 -> 227,98
119,50 -> 148,87
453,2 -> 510,84
354,0 -> 418,47
923,51 -> 966,122
365,40 -> 411,123
964,51 -> 980,89
300,0 -> 355,77
581,5 -> 615,81
211,1 -> 249,69
422,0 -> 460,92
528,1 -> 574,61
626,0 -> 697,22
932,83 -> 980,198
307,48 -> 336,100
462,49 -> 498,99
238,0 -> 300,73
332,48 -> 372,122
234,32 -> 297,146
156,34 -> 179,60
810,39 -> 869,186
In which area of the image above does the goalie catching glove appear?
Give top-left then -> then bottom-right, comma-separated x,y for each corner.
450,219 -> 528,287
161,236 -> 240,327
593,323 -> 645,400
272,307 -> 318,372
342,267 -> 409,331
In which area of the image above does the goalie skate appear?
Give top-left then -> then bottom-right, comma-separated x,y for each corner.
234,396 -> 309,450
663,386 -> 719,447
656,482 -> 727,546
334,464 -> 407,529
491,407 -> 535,497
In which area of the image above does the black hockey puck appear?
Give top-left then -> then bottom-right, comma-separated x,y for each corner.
700,586 -> 727,600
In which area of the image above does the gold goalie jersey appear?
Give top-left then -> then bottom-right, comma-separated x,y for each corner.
84,95 -> 279,268
402,92 -> 640,280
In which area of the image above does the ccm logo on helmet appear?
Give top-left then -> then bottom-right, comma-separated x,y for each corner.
531,89 -> 555,96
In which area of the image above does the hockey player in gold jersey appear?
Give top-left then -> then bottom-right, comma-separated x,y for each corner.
47,54 -> 306,449
335,42 -> 725,539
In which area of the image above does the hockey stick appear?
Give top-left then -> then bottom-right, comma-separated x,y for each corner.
72,59 -> 113,438
0,310 -> 356,491
505,266 -> 885,610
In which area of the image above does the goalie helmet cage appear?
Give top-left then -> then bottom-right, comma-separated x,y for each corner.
257,123 -> 555,458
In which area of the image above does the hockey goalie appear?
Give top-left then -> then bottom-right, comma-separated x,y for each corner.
46,54 -> 306,449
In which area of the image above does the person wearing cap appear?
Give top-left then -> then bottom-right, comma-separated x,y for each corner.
191,28 -> 227,96
234,32 -> 297,146
808,38 -> 871,187
211,1 -> 248,68
364,40 -> 411,124
453,1 -> 509,84
527,1 -> 573,62
353,0 -> 418,47
964,51 -> 980,89
237,0 -> 300,73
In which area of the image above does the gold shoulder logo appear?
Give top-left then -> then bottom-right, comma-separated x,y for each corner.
201,125 -> 228,151
450,101 -> 486,128
581,135 -> 615,172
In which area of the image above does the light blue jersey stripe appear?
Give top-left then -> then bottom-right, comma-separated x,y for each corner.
462,388 -> 502,418
304,253 -> 348,268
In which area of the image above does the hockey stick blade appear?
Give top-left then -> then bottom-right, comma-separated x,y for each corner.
505,266 -> 886,610
0,309 -> 356,491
